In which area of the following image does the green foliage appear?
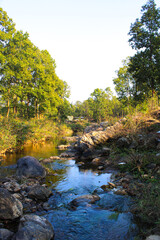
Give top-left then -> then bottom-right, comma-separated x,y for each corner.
71,88 -> 123,122
58,124 -> 73,137
67,120 -> 89,135
136,183 -> 160,226
0,8 -> 15,65
128,0 -> 160,97
113,1 -> 160,111
118,150 -> 160,229
0,8 -> 70,120
133,94 -> 159,114
0,118 -> 32,151
89,88 -> 112,122
119,151 -> 149,174
0,117 -> 72,153
58,99 -> 73,121
113,58 -> 134,107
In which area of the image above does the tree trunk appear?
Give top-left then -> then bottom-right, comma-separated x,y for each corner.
13,96 -> 18,118
35,99 -> 38,119
7,99 -> 10,119
27,95 -> 30,119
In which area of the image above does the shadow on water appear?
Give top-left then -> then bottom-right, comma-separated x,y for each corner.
0,141 -> 138,239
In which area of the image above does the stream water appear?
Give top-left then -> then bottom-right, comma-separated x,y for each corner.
0,141 -> 138,240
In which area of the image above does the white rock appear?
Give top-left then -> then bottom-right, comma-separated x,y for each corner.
146,235 -> 160,240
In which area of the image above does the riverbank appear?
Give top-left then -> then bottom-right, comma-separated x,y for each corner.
30,109 -> 160,239
0,110 -> 160,239
64,109 -> 160,239
0,117 -> 73,155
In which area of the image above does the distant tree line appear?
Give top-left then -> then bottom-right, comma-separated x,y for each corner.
1,0 -> 160,123
71,0 -> 160,122
70,88 -> 123,122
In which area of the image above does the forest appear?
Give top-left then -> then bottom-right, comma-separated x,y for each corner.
0,1 -> 160,239
0,0 -> 159,136
1,0 -> 160,123
0,0 -> 160,152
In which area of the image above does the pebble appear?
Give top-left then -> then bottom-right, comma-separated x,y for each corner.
108,182 -> 116,188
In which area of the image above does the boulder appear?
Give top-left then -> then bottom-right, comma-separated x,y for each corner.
60,150 -> 78,158
28,185 -> 52,201
41,158 -> 54,164
116,137 -> 130,148
101,147 -> 111,155
63,136 -> 78,142
91,157 -> 106,166
84,124 -> 100,133
14,214 -> 54,240
16,156 -> 46,178
0,188 -> 23,220
73,121 -> 123,159
3,181 -> 21,193
81,148 -> 110,161
0,228 -> 14,240
57,144 -> 70,150
145,136 -> 158,149
100,121 -> 109,128
146,235 -> 160,240
80,149 -> 96,160
97,193 -> 132,212
41,156 -> 60,163
69,194 -> 100,209
114,189 -> 127,195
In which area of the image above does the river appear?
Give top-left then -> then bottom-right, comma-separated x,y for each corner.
0,141 -> 138,240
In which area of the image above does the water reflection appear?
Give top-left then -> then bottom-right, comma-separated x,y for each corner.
0,141 -> 138,239
53,160 -> 111,193
45,159 -> 111,196
0,141 -> 59,167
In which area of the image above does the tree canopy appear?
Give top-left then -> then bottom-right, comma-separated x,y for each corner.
128,0 -> 160,98
113,58 -> 134,106
1,1 -> 160,123
0,8 -> 70,119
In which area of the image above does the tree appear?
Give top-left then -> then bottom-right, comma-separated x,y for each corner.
113,58 -> 134,107
89,88 -> 114,122
0,8 -> 15,65
0,30 -> 34,118
0,8 -> 71,121
0,8 -> 70,120
128,0 -> 160,97
31,49 -> 69,119
0,8 -> 16,117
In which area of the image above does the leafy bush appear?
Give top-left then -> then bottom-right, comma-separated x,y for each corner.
0,117 -> 72,153
67,120 -> 89,135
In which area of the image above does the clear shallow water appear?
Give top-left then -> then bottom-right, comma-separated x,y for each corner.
46,209 -> 136,240
49,159 -> 111,192
0,142 -> 138,240
45,159 -> 138,240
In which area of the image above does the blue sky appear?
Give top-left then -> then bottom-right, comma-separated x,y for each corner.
1,0 -> 159,103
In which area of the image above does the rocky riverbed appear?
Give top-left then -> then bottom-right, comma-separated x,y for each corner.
0,115 -> 160,240
0,154 -> 139,240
